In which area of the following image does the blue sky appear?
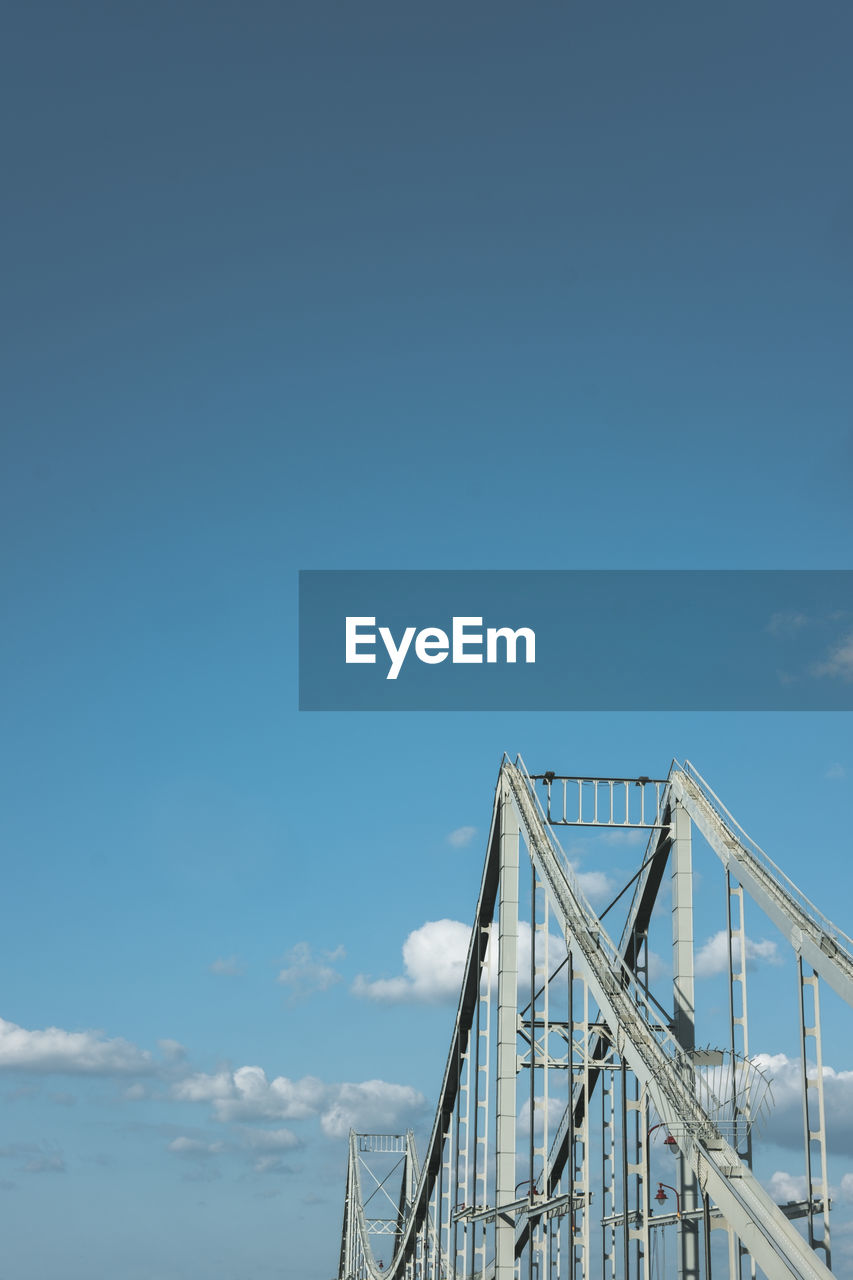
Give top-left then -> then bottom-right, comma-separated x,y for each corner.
1,3 -> 852,1277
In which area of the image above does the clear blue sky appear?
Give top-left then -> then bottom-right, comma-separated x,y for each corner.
1,4 -> 851,1277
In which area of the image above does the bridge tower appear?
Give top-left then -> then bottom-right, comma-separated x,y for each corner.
337,757 -> 849,1280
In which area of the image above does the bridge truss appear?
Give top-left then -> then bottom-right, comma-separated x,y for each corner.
338,757 -> 853,1280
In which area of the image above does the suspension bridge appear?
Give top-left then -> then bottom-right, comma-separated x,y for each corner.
336,757 -> 852,1279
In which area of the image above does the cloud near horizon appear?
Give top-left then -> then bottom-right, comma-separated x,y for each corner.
171,1067 -> 426,1138
0,1016 -> 155,1076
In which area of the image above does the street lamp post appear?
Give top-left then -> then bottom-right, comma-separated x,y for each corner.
655,1182 -> 681,1218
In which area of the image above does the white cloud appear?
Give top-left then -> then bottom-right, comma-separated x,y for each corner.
352,919 -> 470,1004
172,1067 -> 425,1137
24,1154 -> 65,1174
768,1169 -> 853,1209
236,1128 -> 302,1175
517,1094 -> 568,1140
767,612 -> 810,636
570,865 -> 615,904
448,826 -> 477,848
0,1017 -> 153,1076
564,830 -> 647,867
812,631 -> 853,682
0,1143 -> 66,1175
277,942 -> 344,1000
166,1121 -> 303,1178
209,956 -> 246,977
753,1052 -> 853,1154
238,1127 -> 301,1152
826,763 -> 847,780
172,1070 -> 236,1105
174,1066 -> 327,1122
320,1081 -> 427,1138
597,828 -> 648,847
560,838 -> 635,905
167,1137 -> 224,1159
158,1039 -> 186,1061
694,931 -> 781,979
252,1154 -> 296,1175
352,918 -> 568,1006
767,1170 -> 809,1202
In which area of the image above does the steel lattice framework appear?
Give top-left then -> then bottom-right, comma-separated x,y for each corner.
337,757 -> 853,1280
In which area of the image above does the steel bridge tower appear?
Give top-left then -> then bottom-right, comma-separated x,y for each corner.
337,757 -> 851,1280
